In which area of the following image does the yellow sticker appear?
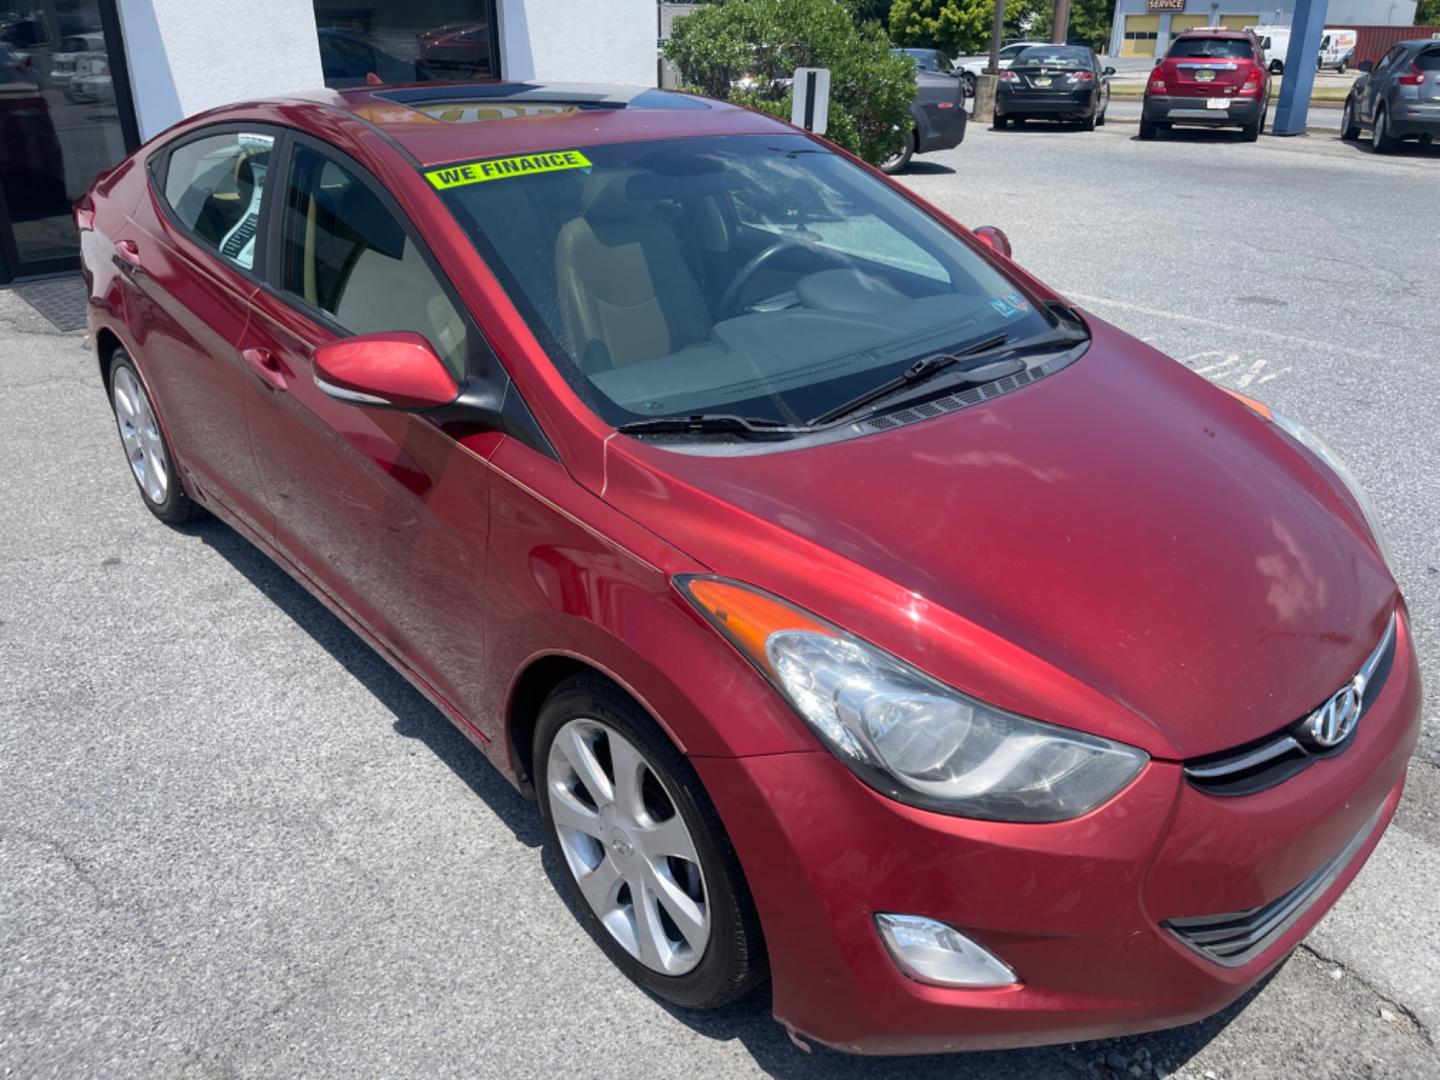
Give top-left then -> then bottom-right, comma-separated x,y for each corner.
424,150 -> 592,190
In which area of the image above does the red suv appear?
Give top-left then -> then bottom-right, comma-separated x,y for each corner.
78,82 -> 1417,1054
1143,29 -> 1271,140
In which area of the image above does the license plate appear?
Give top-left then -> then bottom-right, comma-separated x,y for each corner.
1196,69 -> 1215,82
1033,76 -> 1051,87
1207,97 -> 1230,110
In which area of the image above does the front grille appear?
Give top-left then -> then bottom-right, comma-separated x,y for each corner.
1163,803 -> 1384,967
1183,612 -> 1397,797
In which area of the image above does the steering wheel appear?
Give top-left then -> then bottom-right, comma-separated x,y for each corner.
716,236 -> 807,320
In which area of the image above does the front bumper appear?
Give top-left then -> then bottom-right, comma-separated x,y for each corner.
997,89 -> 1098,119
1144,94 -> 1263,127
696,612 -> 1421,1054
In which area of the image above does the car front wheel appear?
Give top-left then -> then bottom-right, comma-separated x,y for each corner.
535,674 -> 767,1009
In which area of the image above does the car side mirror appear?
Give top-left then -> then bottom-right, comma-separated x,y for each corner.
1103,66 -> 1116,76
1358,60 -> 1373,73
312,331 -> 459,410
972,225 -> 1013,260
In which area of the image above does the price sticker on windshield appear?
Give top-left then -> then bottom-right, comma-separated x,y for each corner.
424,150 -> 593,190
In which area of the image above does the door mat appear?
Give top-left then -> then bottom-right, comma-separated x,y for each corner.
9,275 -> 88,332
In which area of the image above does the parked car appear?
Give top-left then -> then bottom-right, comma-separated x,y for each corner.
1340,39 -> 1440,152
46,31 -> 105,91
993,45 -> 1113,130
64,52 -> 113,104
78,79 -> 1417,1055
1141,29 -> 1270,141
954,40 -> 1047,96
885,47 -> 967,172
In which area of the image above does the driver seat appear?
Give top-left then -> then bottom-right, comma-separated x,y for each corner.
555,171 -> 712,371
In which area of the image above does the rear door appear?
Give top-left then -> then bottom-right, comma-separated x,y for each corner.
1361,46 -> 1404,122
240,136 -> 494,723
123,125 -> 281,536
1166,37 -> 1255,100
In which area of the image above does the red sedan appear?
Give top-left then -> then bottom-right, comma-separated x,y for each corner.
77,82 -> 1419,1054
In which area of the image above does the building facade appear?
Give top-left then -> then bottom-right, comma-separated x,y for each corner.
0,0 -> 655,283
1108,0 -> 1418,58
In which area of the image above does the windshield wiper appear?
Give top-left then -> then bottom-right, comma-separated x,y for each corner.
616,414 -> 811,438
808,325 -> 1086,427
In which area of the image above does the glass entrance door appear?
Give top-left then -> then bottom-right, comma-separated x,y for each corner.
0,0 -> 137,282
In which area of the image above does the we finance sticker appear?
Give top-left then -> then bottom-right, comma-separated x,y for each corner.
424,150 -> 592,190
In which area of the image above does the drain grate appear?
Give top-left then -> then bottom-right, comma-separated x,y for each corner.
9,275 -> 88,332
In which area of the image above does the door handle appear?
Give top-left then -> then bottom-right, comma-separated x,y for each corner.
114,239 -> 143,272
242,347 -> 288,392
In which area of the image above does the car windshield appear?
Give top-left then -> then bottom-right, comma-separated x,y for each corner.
1015,47 -> 1090,68
1168,37 -> 1254,59
432,134 -> 1054,428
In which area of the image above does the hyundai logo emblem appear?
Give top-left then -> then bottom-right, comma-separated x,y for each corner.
1306,679 -> 1364,749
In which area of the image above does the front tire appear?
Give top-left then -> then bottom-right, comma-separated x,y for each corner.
1340,98 -> 1360,140
535,675 -> 767,1009
107,351 -> 203,524
992,113 -> 1009,130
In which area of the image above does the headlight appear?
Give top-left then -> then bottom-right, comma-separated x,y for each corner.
678,577 -> 1147,823
1225,391 -> 1394,567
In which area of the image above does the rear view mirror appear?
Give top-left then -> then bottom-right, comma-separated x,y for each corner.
312,331 -> 459,410
1358,60 -> 1374,73
972,225 -> 1013,260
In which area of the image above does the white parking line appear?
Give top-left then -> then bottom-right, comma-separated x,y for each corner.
1064,290 -> 1390,362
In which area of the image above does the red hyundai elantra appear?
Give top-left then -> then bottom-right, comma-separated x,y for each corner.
78,82 -> 1419,1054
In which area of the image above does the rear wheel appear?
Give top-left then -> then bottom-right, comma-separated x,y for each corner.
1080,106 -> 1097,132
1340,98 -> 1360,140
1138,118 -> 1158,140
1371,105 -> 1400,153
1241,108 -> 1263,142
1096,105 -> 1107,126
880,130 -> 915,174
107,351 -> 203,524
962,71 -> 977,97
535,675 -> 767,1009
1269,60 -> 1283,75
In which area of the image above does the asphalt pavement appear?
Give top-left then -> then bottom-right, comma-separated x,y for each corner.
2,121 -> 1438,1079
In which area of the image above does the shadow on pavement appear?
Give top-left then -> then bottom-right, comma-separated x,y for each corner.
180,518 -> 1267,1080
180,516 -> 543,849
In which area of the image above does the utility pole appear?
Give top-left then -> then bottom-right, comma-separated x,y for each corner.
1051,0 -> 1071,44
974,0 -> 1007,123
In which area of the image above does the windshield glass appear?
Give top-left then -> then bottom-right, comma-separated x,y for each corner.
1015,46 -> 1091,67
1168,37 -> 1254,59
432,134 -> 1051,427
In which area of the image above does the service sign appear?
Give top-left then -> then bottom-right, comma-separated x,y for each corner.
1147,0 -> 1186,9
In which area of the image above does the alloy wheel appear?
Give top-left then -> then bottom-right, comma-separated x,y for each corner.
111,366 -> 169,505
545,718 -> 710,976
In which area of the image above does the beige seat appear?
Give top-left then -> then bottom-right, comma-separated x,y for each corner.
555,172 -> 712,371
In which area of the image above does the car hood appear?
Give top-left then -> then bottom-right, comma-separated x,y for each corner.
599,318 -> 1396,759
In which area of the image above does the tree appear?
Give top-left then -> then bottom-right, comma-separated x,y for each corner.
890,0 -> 1044,57
663,0 -> 917,166
841,0 -> 894,29
1417,0 -> 1440,25
1029,0 -> 1113,50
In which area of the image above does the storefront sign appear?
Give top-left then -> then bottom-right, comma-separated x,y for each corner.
1147,0 -> 1186,9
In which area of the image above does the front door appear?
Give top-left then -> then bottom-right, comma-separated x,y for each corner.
0,0 -> 138,281
241,138 -> 493,723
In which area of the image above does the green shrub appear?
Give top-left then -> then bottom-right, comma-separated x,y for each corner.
662,0 -> 917,166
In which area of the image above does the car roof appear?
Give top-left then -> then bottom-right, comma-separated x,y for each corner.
231,82 -> 795,169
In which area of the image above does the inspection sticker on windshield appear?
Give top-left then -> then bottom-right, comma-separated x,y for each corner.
990,291 -> 1031,319
424,150 -> 593,190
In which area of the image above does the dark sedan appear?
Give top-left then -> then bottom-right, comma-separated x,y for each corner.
1341,39 -> 1440,152
994,45 -> 1112,130
885,48 -> 967,172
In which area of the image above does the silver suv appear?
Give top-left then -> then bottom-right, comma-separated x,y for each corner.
1341,39 -> 1440,152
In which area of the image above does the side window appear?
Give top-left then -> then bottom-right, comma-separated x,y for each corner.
278,145 -> 467,377
1374,47 -> 1401,76
162,131 -> 275,270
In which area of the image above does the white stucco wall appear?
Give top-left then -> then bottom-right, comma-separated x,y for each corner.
117,0 -> 323,141
499,0 -> 656,87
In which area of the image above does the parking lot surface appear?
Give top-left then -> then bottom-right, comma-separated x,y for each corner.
2,121 -> 1438,1079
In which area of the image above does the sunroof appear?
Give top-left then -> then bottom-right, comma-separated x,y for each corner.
372,83 -> 712,118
